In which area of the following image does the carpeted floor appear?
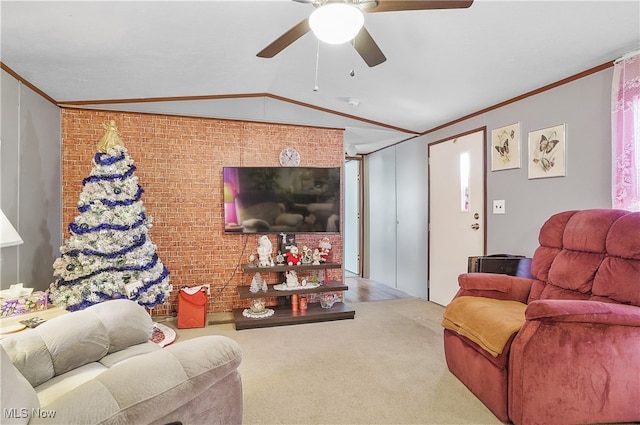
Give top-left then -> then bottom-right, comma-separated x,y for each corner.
164,298 -> 500,425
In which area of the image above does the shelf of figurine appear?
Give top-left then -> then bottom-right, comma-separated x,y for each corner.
243,262 -> 342,273
245,235 -> 336,272
247,270 -> 325,294
238,278 -> 348,299
234,234 -> 353,329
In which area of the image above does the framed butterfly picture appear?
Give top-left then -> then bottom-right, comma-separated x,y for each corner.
491,123 -> 521,171
528,124 -> 566,179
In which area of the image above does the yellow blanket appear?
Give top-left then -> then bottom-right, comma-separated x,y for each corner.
442,296 -> 527,357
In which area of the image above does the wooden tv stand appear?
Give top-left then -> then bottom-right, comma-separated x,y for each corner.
232,262 -> 355,330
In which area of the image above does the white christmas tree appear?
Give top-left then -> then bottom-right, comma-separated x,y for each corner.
49,121 -> 171,311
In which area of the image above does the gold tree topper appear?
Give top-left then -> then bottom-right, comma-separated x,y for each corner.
97,120 -> 124,153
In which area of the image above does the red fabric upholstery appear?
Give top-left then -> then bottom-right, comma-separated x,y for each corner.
443,209 -> 640,425
443,330 -> 512,422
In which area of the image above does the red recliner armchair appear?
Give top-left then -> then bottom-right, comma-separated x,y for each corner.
442,209 -> 640,425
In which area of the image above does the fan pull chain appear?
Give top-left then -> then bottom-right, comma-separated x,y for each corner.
313,39 -> 320,91
350,35 -> 356,77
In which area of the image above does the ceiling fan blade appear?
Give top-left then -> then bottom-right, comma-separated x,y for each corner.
353,27 -> 386,67
367,0 -> 473,13
257,18 -> 311,58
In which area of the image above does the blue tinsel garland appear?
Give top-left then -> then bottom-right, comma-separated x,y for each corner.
56,253 -> 160,287
94,151 -> 126,166
78,186 -> 144,213
82,164 -> 136,185
68,212 -> 147,235
65,266 -> 170,311
132,266 -> 171,307
65,234 -> 146,258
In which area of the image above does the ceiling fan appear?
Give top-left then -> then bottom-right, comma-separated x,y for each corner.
257,0 -> 474,67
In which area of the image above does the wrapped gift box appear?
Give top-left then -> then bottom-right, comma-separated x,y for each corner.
1,291 -> 49,318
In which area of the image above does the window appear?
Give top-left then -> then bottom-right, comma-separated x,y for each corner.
612,52 -> 640,211
460,152 -> 470,212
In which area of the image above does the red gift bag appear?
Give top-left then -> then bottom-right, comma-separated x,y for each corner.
177,286 -> 208,329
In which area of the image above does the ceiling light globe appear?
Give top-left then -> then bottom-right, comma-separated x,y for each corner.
346,144 -> 358,156
309,3 -> 365,45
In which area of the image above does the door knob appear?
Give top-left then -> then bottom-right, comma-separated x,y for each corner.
471,223 -> 480,230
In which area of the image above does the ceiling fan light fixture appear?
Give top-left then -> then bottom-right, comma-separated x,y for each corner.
346,144 -> 358,156
309,3 -> 365,45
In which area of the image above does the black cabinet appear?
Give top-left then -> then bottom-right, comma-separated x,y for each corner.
468,255 -> 531,277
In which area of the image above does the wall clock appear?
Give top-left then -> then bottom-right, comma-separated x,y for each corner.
279,148 -> 301,167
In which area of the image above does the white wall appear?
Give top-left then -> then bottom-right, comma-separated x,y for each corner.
365,67 -> 613,292
1,70 -> 62,290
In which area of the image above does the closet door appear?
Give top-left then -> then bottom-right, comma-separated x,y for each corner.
395,140 -> 427,298
344,159 -> 361,275
366,148 -> 397,288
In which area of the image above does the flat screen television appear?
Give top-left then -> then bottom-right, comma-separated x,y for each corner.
223,167 -> 340,234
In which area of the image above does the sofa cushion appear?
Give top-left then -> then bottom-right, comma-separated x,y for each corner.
99,341 -> 160,368
530,209 -> 639,305
593,212 -> 640,306
87,298 -> 154,353
34,335 -> 242,425
0,346 -> 40,425
0,299 -> 153,387
442,296 -> 526,357
0,329 -> 56,388
35,362 -> 107,407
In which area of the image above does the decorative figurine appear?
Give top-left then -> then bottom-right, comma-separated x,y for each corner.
249,298 -> 266,313
249,272 -> 264,293
242,298 -> 274,319
318,237 -> 332,263
247,252 -> 258,267
286,245 -> 301,266
301,245 -> 312,264
312,248 -> 322,265
257,235 -> 274,267
276,250 -> 285,265
285,270 -> 299,287
311,270 -> 320,284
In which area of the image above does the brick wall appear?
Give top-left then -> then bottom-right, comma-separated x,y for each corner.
61,109 -> 344,316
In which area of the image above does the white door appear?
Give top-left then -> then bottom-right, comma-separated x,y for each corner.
344,159 -> 360,275
367,148 -> 397,288
428,129 -> 486,306
395,140 -> 428,298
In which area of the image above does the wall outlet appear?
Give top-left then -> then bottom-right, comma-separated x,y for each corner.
493,200 -> 506,214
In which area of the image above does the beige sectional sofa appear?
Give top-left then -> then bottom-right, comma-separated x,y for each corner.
0,299 -> 242,425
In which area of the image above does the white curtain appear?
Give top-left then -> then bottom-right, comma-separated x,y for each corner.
611,52 -> 640,211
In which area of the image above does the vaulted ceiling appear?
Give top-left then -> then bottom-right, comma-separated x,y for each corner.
2,1 -> 638,154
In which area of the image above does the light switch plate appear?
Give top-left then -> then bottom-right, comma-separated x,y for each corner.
493,200 -> 506,214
